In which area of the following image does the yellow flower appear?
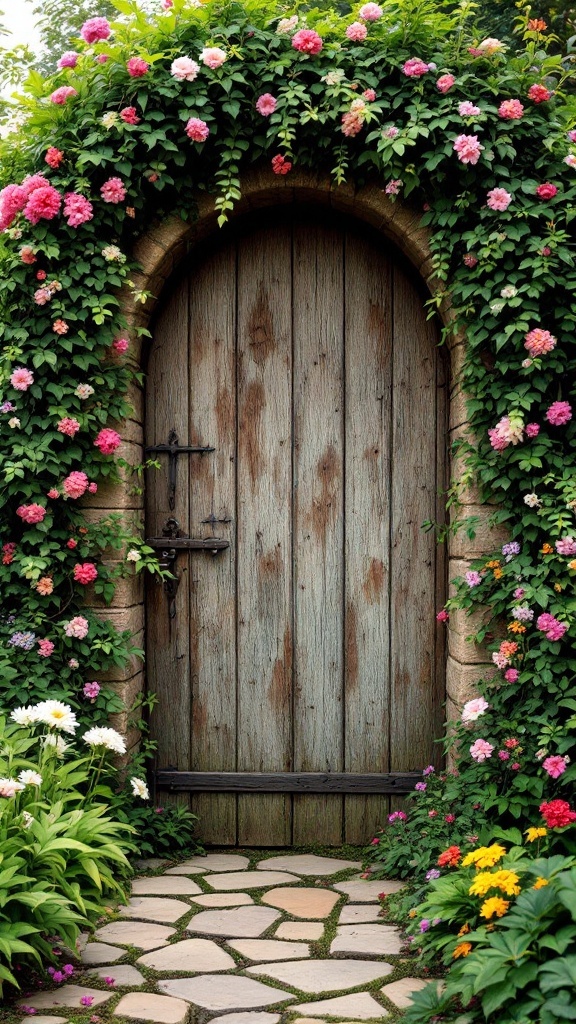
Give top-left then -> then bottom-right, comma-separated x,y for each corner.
525,827 -> 547,843
568,559 -> 576,570
469,872 -> 499,897
408,908 -> 417,918
533,877 -> 549,889
554,583 -> 563,592
508,620 -> 526,633
480,896 -> 510,919
493,567 -> 504,579
453,941 -> 472,958
469,869 -> 521,898
458,922 -> 471,936
462,844 -> 507,869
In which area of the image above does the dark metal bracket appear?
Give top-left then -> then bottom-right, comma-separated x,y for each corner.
146,429 -> 215,510
146,517 -> 230,618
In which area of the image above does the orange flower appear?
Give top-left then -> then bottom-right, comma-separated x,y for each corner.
568,560 -> 576,570
528,18 -> 547,30
453,942 -> 472,958
458,922 -> 471,936
508,621 -> 526,633
493,568 -> 504,579
35,576 -> 54,596
53,319 -> 69,335
438,845 -> 462,867
554,583 -> 563,592
542,543 -> 554,554
500,641 -> 518,657
533,877 -> 549,889
485,560 -> 501,569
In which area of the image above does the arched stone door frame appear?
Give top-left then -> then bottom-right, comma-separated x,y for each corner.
83,167 -> 506,758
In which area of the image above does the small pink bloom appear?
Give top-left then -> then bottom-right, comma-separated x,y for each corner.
436,609 -> 449,622
525,328 -> 557,356
556,536 -> 576,555
271,154 -> 292,175
385,179 -> 403,195
38,638 -> 55,657
57,417 -> 81,437
528,83 -> 551,103
64,615 -> 89,639
17,503 -> 46,524
487,187 -> 512,211
83,681 -> 101,700
458,101 -> 481,116
63,471 -> 89,499
58,51 -> 78,69
363,88 -> 376,101
498,98 -> 524,119
51,86 -> 78,105
437,74 -> 455,93
171,57 -> 200,81
47,489 -> 60,500
453,134 -> 484,165
69,658 -> 79,668
81,996 -> 94,1007
402,57 -> 431,77
185,117 -> 210,142
383,125 -> 399,138
45,147 -> 64,168
67,538 -> 78,549
510,762 -> 521,771
346,22 -> 368,41
100,178 -> 126,204
505,737 -> 520,749
96,54 -> 109,64
291,29 -> 323,55
94,428 -> 122,455
359,3 -> 383,19
53,319 -> 69,335
499,750 -> 510,760
546,401 -> 572,426
120,106 -> 141,124
63,192 -> 93,227
543,754 -> 568,778
565,155 -> 576,168
256,93 -> 277,117
88,482 -> 98,494
504,668 -> 519,682
526,423 -> 540,438
470,738 -> 494,762
74,562 -> 98,584
127,57 -> 149,77
428,809 -> 438,817
36,270 -> 47,280
445,813 -> 456,823
81,17 -> 111,43
541,246 -> 551,256
536,612 -> 568,640
200,47 -> 227,69
113,337 -> 129,353
465,571 -> 482,587
536,182 -> 558,200
10,367 -> 34,391
34,287 -> 51,306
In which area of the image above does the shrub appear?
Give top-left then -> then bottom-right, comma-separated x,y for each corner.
117,802 -> 203,859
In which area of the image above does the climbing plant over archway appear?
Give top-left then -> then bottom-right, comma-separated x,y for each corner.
1,0 -> 576,832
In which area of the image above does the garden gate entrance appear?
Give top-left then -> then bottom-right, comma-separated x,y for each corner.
145,206 -> 447,846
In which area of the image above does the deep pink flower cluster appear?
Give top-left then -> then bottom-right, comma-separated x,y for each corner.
528,83 -> 552,103
45,147 -> 64,168
536,182 -> 558,199
536,612 -> 568,640
58,51 -> 78,69
63,471 -> 89,499
546,401 -> 572,425
63,192 -> 94,227
57,417 -> 81,437
543,754 -> 568,778
524,328 -> 556,356
81,17 -> 111,43
185,118 -> 210,142
50,86 -> 78,105
24,185 -> 62,225
73,563 -> 98,584
402,57 -> 432,77
346,22 -> 368,41
453,134 -> 484,164
84,681 -> 101,700
291,29 -> 323,54
436,74 -> 455,93
16,504 -> 46,524
256,94 -> 277,116
556,537 -> 576,555
38,639 -> 55,657
100,178 -> 126,203
120,107 -> 141,124
127,57 -> 149,77
94,428 -> 122,455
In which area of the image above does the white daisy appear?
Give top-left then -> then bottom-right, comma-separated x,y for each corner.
34,700 -> 78,734
18,769 -> 43,787
83,727 -> 126,754
130,778 -> 149,799
10,705 -> 39,727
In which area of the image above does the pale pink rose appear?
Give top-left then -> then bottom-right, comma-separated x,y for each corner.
363,88 -> 376,101
10,367 -> 34,391
461,698 -> 489,723
453,134 -> 484,164
171,57 -> 200,81
200,47 -> 227,69
100,178 -> 126,204
359,2 -> 383,19
185,118 -> 210,142
64,616 -> 89,639
51,86 -> 78,104
256,93 -> 277,116
57,417 -> 80,437
470,738 -> 494,762
80,17 -> 111,43
0,778 -> 25,797
543,755 -> 568,778
524,327 -> 556,356
436,74 -> 455,93
458,101 -> 481,116
487,187 -> 512,211
346,22 -> 368,41
546,401 -> 572,425
292,29 -> 323,54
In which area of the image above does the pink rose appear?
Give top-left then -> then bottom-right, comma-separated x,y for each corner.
45,147 -> 64,169
63,192 -> 93,227
470,739 -> 494,762
63,471 -> 89,499
127,57 -> 149,77
359,3 -> 383,19
486,187 -> 512,211
528,83 -> 551,103
346,22 -> 368,41
453,134 -> 484,165
256,93 -> 277,116
58,51 -> 79,69
10,367 -> 34,391
525,423 -> 540,438
57,417 -> 81,437
80,17 -> 111,43
498,98 -> 524,119
120,107 -> 141,124
50,86 -> 78,104
73,562 -> 98,584
100,178 -> 126,204
436,74 -> 455,93
524,327 -> 556,356
94,428 -> 122,455
171,57 -> 200,81
402,57 -> 431,77
185,118 -> 210,142
64,616 -> 89,639
536,182 -> 558,199
37,638 -> 55,657
113,337 -> 129,353
458,101 -> 481,116
546,401 -> 572,426
23,185 -> 62,225
542,755 -> 568,778
200,47 -> 227,69
16,504 -> 47,524
291,29 -> 323,54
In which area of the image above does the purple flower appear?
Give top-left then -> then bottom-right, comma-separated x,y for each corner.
502,541 -> 520,557
415,781 -> 427,791
422,764 -> 435,776
465,570 -> 482,587
63,964 -> 74,977
104,976 -> 115,986
426,868 -> 441,880
0,401 -> 16,412
19,1008 -> 37,1016
81,996 -> 94,1007
419,918 -> 431,932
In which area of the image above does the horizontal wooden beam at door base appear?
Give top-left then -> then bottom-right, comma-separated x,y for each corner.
154,771 -> 422,794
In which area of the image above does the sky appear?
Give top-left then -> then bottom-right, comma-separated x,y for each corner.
2,2 -> 41,49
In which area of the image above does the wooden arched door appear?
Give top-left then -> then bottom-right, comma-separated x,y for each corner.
145,207 -> 447,846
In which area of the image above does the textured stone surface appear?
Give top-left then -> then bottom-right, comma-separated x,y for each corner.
134,858 -> 171,872
292,994 -> 388,1019
380,978 -> 430,1009
209,1014 -> 280,1024
25,985 -> 113,1010
256,855 -> 360,876
131,875 -> 202,896
332,879 -> 403,902
187,906 -> 281,938
18,1018 -> 68,1024
206,871 -> 298,890
157,975 -> 294,1010
338,905 -> 382,925
137,938 -> 235,972
262,888 -> 339,919
227,939 -> 310,961
80,941 -> 124,965
275,922 -> 324,941
247,959 -> 393,993
88,964 -> 146,987
176,854 -> 250,872
165,864 -> 206,875
330,924 -> 402,956
119,896 -> 191,923
114,991 -> 189,1023
95,921 -> 175,949
191,893 -> 254,907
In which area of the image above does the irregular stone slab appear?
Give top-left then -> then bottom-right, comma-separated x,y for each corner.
88,964 -> 146,987
131,875 -> 202,896
165,864 -> 206,875
158,975 -> 294,1010
292,994 -> 388,1019
262,887 -> 339,919
80,941 -> 124,965
256,855 -> 360,876
275,922 -> 324,941
174,854 -> 250,872
119,896 -> 190,923
25,985 -> 113,1010
114,991 -> 189,1023
137,938 -> 235,972
187,906 -> 280,938
248,959 -> 393,993
338,905 -> 382,924
96,921 -> 175,949
18,1018 -> 68,1024
191,893 -> 254,907
330,924 -> 402,956
332,879 -> 403,902
227,939 -> 310,961
206,871 -> 297,890
380,978 -> 430,1009
210,1014 -> 280,1024
134,858 -> 171,872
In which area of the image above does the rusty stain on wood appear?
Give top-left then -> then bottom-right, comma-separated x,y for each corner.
248,284 -> 276,365
269,626 -> 293,713
239,379 -> 265,486
309,444 -> 341,542
260,545 -> 283,578
345,603 -> 359,691
363,557 -> 385,604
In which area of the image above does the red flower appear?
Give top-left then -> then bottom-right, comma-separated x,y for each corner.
2,542 -> 16,565
45,147 -> 64,169
540,799 -> 576,828
291,28 -> 323,55
536,182 -> 558,200
437,845 -> 461,867
73,562 -> 98,584
66,539 -> 78,549
120,106 -> 141,124
127,57 -> 149,77
271,154 -> 292,176
528,83 -> 552,103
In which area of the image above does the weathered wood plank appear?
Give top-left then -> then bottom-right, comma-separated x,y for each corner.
292,216 -> 345,845
188,244 -> 238,844
236,221 -> 293,845
146,277 -> 191,801
155,771 -> 422,793
343,229 -> 393,844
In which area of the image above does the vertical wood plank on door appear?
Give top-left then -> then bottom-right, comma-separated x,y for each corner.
434,346 -> 448,770
188,245 -> 237,844
390,268 -> 440,775
236,223 -> 293,845
292,218 -> 345,845
146,278 -> 191,793
343,232 -> 393,844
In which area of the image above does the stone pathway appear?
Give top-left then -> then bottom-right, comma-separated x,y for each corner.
18,852 -> 429,1023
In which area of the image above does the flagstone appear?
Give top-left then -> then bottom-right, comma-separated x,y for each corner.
332,879 -> 403,902
24,985 -> 113,1010
275,922 -> 324,941
226,939 -> 310,961
88,964 -> 146,987
172,854 -> 250,872
165,864 -> 206,875
114,992 -> 189,1023
256,855 -> 360,876
262,887 -> 339,919
187,906 -> 281,938
205,871 -> 298,890
338,905 -> 383,924
191,893 -> 254,907
157,975 -> 294,1010
292,994 -> 388,1020
380,977 -> 430,1008
95,921 -> 175,949
80,941 -> 124,965
119,896 -> 191,923
209,1014 -> 281,1024
137,938 -> 236,972
330,924 -> 402,956
18,1018 -> 68,1024
247,958 -> 393,993
131,876 -> 202,896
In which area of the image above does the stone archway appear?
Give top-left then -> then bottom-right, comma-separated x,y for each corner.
82,168 -> 506,769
